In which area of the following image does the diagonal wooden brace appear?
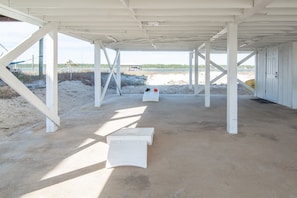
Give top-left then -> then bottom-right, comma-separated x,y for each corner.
99,43 -> 122,103
0,23 -> 60,127
197,51 -> 255,94
0,67 -> 60,126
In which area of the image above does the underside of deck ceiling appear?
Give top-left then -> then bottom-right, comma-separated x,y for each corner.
1,0 -> 297,51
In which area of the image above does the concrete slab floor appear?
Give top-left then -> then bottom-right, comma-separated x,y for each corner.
0,94 -> 297,198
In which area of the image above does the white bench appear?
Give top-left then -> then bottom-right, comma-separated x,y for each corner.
106,128 -> 154,168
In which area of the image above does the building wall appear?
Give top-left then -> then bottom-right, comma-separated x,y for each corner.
292,43 -> 297,109
256,42 -> 297,109
278,43 -> 292,107
256,48 -> 266,98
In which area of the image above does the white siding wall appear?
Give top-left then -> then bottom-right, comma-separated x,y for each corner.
278,43 -> 292,107
256,42 -> 297,109
292,43 -> 297,109
256,49 -> 266,98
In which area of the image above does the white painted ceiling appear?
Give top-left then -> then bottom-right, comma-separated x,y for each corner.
1,0 -> 297,51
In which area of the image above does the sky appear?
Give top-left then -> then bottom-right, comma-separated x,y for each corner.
0,22 -> 255,65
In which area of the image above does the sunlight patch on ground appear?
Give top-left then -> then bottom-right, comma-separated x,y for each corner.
21,106 -> 149,197
78,138 -> 96,148
111,106 -> 147,119
21,168 -> 113,198
95,106 -> 147,136
41,142 -> 108,180
95,116 -> 141,136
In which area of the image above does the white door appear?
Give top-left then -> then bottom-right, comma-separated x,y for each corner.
266,47 -> 279,102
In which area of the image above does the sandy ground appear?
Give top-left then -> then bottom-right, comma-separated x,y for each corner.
0,94 -> 296,198
0,81 -> 94,139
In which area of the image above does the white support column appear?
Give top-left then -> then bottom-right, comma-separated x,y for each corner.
189,51 -> 193,89
194,48 -> 199,95
116,50 -> 121,95
94,42 -> 101,107
205,42 -> 210,108
46,29 -> 59,132
227,23 -> 238,134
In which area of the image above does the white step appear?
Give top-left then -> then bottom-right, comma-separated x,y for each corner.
106,128 -> 155,168
143,88 -> 159,102
106,140 -> 147,168
107,128 -> 154,145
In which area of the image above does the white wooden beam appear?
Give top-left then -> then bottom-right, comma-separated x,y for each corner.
120,0 -> 143,29
227,23 -> 238,134
235,0 -> 276,23
189,51 -> 193,89
249,14 -> 296,23
94,42 -> 102,107
112,49 -> 122,95
237,51 -> 256,66
46,30 -> 59,132
44,15 -> 235,23
262,8 -> 297,15
116,49 -> 121,95
198,52 -> 225,72
134,8 -> 244,16
197,0 -> 273,50
198,51 -> 255,94
211,71 -> 227,84
101,68 -> 113,103
237,79 -> 254,93
205,42 -> 210,108
25,8 -> 243,17
100,43 -> 121,92
0,4 -> 45,26
237,52 -> 256,92
194,48 -> 199,95
129,0 -> 253,9
7,0 -> 253,9
210,28 -> 227,42
0,22 -> 57,67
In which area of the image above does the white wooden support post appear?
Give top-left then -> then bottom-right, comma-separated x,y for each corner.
194,48 -> 199,95
94,42 -> 101,107
227,23 -> 238,134
205,42 -> 210,107
189,51 -> 193,89
116,50 -> 121,95
46,30 -> 59,132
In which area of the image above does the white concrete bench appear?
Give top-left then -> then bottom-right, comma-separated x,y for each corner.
142,87 -> 159,102
106,128 -> 154,168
